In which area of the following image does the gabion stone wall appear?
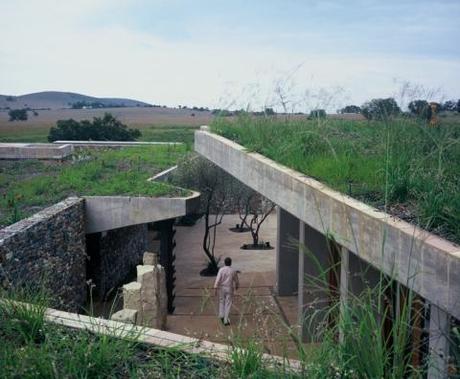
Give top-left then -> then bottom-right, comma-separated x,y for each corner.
0,197 -> 86,311
86,224 -> 148,299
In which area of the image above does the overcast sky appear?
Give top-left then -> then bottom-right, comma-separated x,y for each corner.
1,0 -> 459,111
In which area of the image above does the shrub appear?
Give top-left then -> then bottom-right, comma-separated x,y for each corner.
47,113 -> 141,142
8,109 -> 28,121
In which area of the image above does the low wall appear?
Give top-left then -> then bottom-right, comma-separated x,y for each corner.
0,143 -> 73,160
53,141 -> 182,147
0,198 -> 86,311
86,224 -> 148,298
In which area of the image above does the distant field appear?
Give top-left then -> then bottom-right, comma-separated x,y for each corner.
0,107 -> 213,143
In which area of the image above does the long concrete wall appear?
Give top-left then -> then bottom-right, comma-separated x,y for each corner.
195,129 -> 460,321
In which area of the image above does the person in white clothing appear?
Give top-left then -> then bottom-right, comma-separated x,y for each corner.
214,257 -> 239,326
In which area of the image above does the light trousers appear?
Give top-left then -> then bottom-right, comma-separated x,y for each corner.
218,287 -> 233,323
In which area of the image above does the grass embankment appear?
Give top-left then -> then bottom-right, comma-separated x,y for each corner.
0,145 -> 188,228
212,115 -> 460,244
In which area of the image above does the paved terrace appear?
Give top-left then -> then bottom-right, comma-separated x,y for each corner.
164,213 -> 301,358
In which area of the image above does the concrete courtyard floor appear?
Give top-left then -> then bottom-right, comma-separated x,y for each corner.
166,212 -> 301,358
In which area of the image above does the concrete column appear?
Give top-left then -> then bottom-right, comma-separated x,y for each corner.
428,304 -> 450,379
339,246 -> 349,343
298,222 -> 331,342
297,221 -> 305,337
276,207 -> 300,296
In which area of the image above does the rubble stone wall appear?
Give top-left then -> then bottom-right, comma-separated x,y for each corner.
0,197 -> 86,311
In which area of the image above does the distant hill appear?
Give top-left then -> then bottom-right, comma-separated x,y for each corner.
0,91 -> 152,110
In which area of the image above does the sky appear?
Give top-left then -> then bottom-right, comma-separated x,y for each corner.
1,0 -> 459,111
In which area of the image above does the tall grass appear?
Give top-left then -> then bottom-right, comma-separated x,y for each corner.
212,114 -> 460,244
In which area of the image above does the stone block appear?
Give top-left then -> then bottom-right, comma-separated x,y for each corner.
111,309 -> 138,324
137,265 -> 155,284
122,281 -> 141,310
143,252 -> 158,265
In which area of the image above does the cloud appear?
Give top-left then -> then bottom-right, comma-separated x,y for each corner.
1,0 -> 459,110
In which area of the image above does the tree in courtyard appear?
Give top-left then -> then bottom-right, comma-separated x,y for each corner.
231,183 -> 276,249
47,113 -> 141,141
8,108 -> 28,121
171,156 -> 233,276
361,98 -> 401,121
245,198 -> 276,249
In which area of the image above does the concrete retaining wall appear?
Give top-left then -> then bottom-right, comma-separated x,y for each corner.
0,143 -> 73,160
195,130 -> 460,320
0,198 -> 86,311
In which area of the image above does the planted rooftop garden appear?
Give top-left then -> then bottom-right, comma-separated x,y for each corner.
212,115 -> 460,245
0,145 -> 188,228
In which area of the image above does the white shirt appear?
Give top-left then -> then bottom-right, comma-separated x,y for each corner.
214,266 -> 239,292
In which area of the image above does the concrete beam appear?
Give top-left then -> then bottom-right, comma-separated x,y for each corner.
276,208 -> 299,296
84,192 -> 200,233
195,130 -> 460,320
0,143 -> 73,160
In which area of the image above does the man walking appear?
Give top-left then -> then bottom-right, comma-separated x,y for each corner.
214,257 -> 239,326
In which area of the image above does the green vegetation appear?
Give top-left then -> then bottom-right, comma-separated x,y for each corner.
48,113 -> 141,142
0,287 -> 223,378
0,123 -> 198,145
139,125 -> 199,147
212,115 -> 460,244
0,286 -> 300,378
0,145 -> 188,227
8,108 -> 28,121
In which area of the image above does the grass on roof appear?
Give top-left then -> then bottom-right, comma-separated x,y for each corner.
211,114 -> 460,244
0,145 -> 189,228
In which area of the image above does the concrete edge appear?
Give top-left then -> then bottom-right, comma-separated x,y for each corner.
53,140 -> 183,146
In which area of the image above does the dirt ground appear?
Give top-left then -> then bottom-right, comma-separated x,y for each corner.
167,213 -> 301,358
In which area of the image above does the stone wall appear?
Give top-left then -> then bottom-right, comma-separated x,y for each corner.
86,224 -> 148,298
0,197 -> 86,311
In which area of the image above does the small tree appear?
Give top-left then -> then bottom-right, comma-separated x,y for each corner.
361,98 -> 401,121
8,109 -> 28,121
171,156 -> 233,276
